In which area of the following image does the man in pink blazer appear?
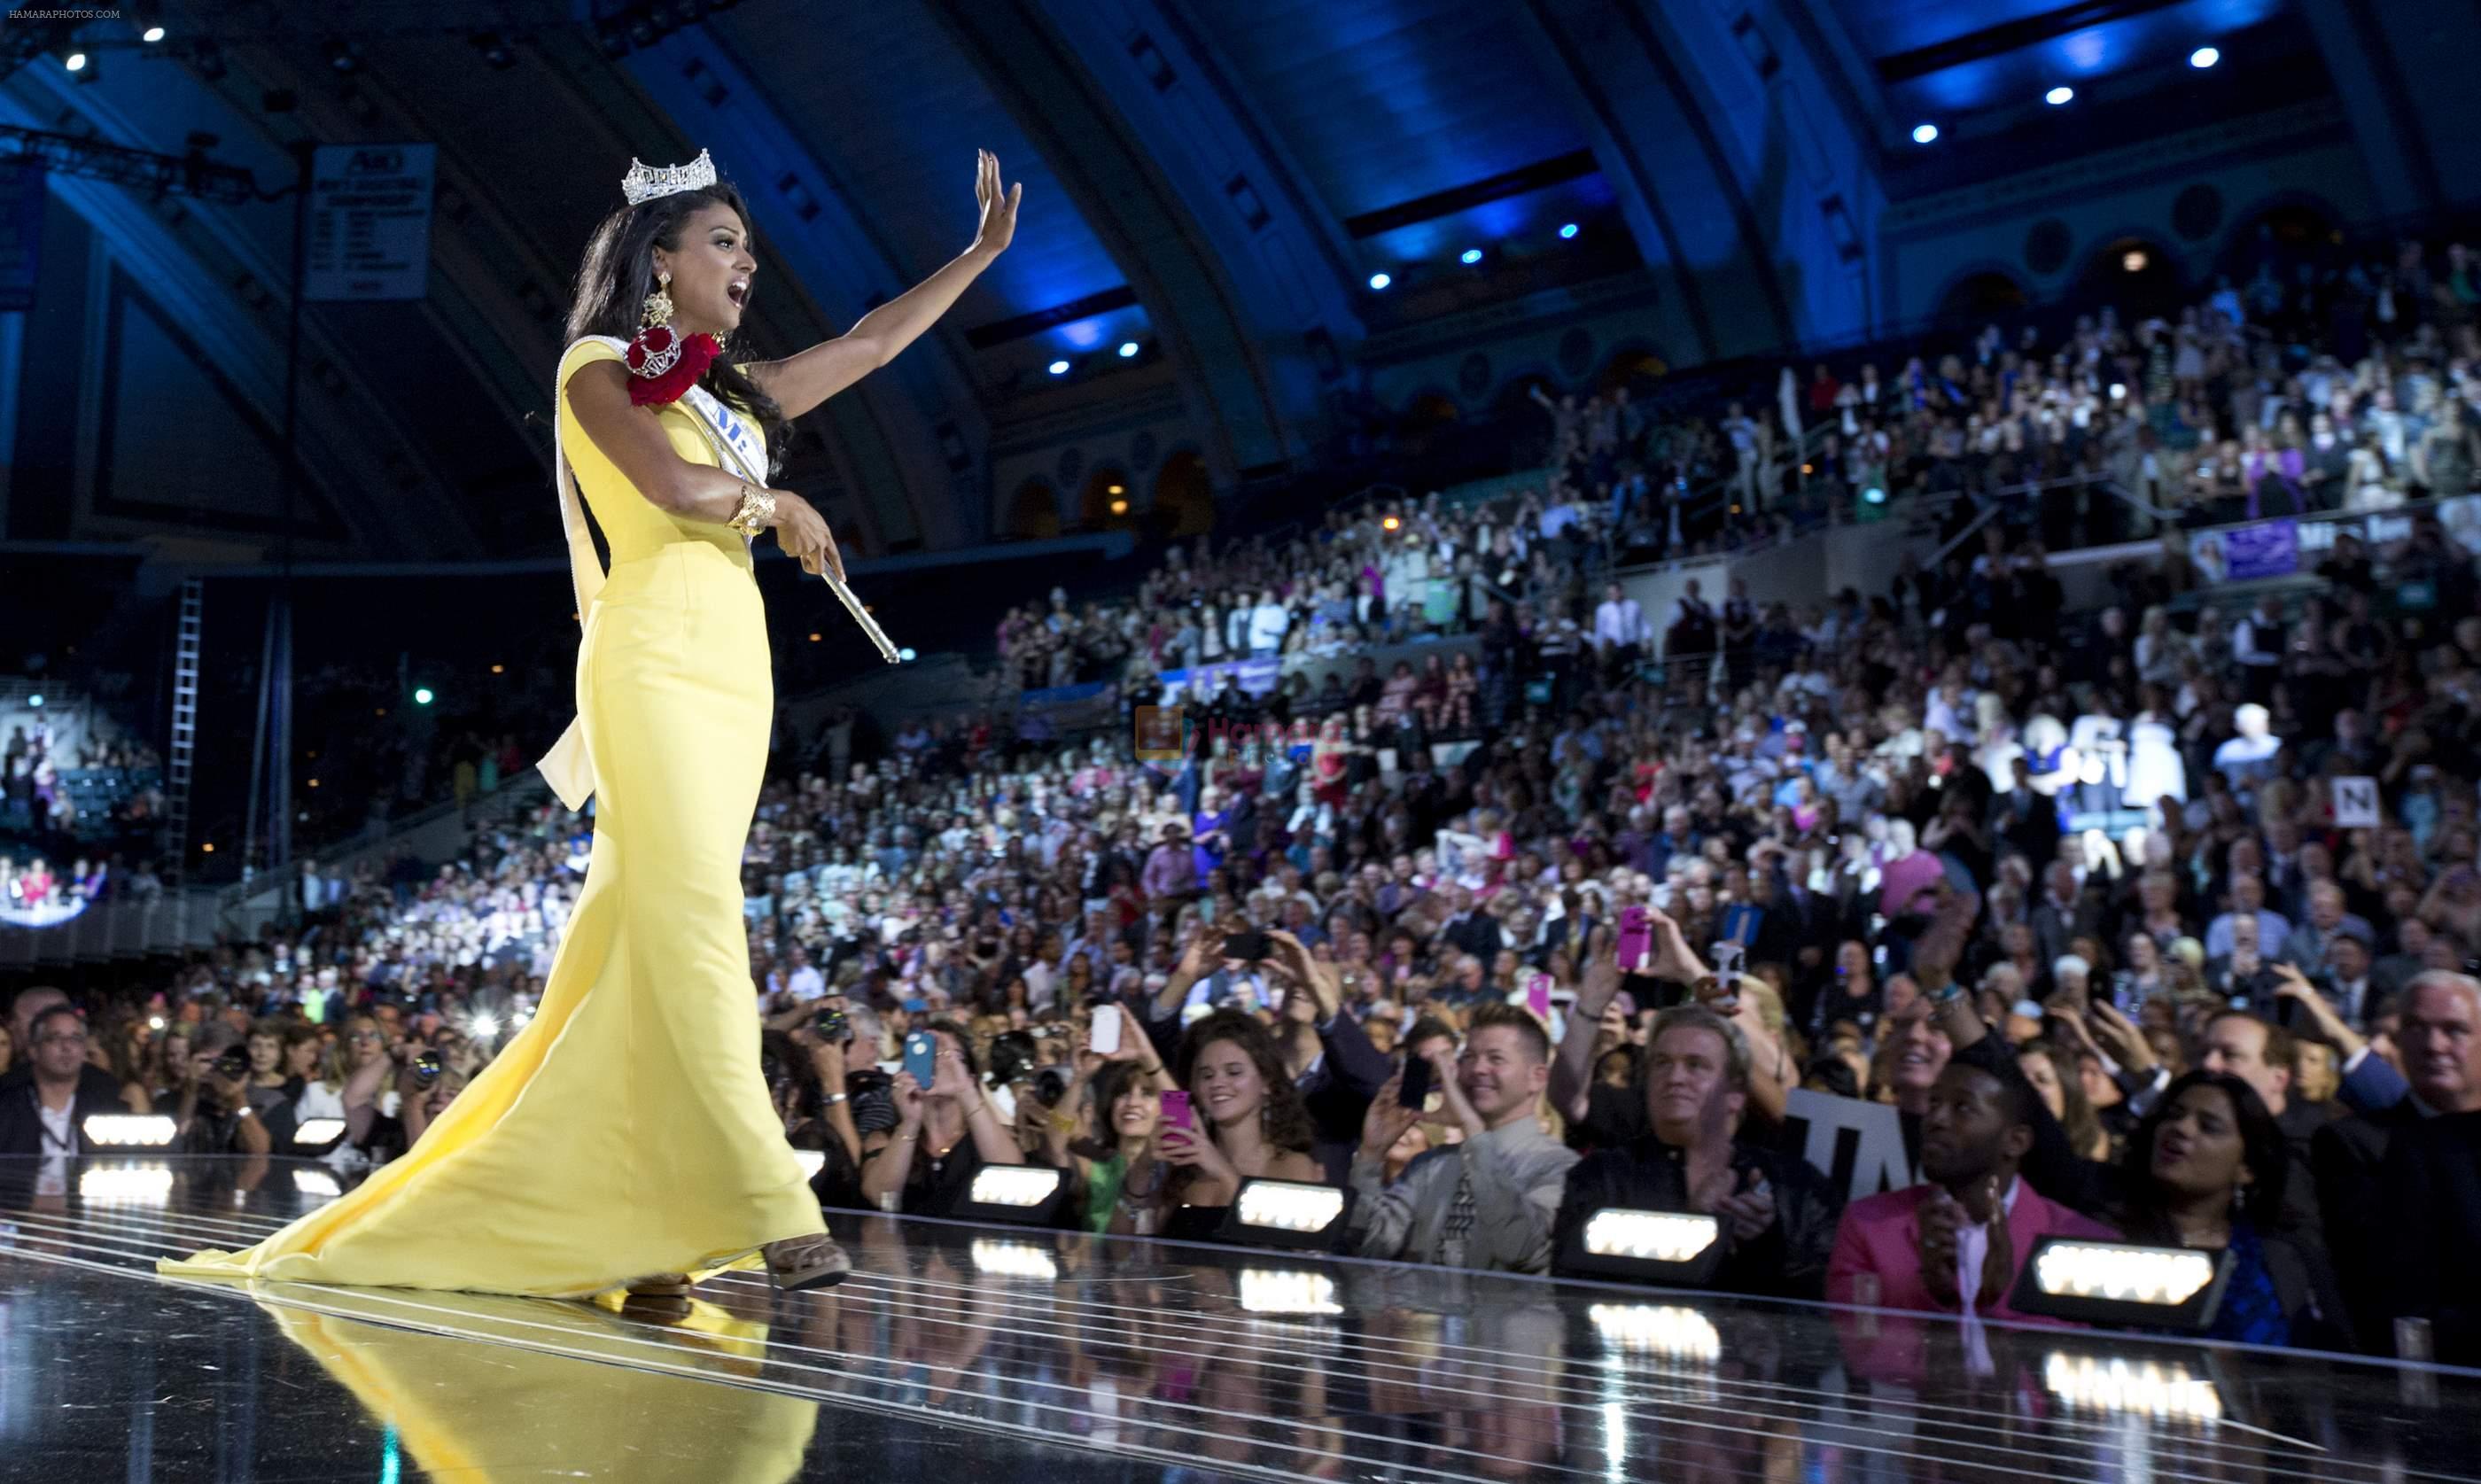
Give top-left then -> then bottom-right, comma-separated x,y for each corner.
1827,1060 -> 2118,1324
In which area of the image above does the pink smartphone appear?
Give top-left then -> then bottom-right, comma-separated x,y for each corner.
1527,974 -> 1552,1018
1616,905 -> 1652,972
1159,1090 -> 1194,1131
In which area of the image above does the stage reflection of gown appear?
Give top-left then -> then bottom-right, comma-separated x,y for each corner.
258,1290 -> 816,1483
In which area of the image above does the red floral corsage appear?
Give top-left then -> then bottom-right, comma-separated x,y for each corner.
625,324 -> 721,406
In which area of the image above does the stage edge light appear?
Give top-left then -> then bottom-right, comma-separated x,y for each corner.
1560,1208 -> 1726,1286
1217,1177 -> 1350,1250
292,1117 -> 347,1146
83,1115 -> 178,1147
1588,1302 -> 1723,1361
961,1164 -> 1068,1225
294,1169 -> 342,1200
2010,1238 -> 2230,1332
2043,1352 -> 2223,1421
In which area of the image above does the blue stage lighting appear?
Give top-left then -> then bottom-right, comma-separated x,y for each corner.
1912,122 -> 1939,144
2045,85 -> 2074,105
1367,272 -> 1391,291
2189,46 -> 2219,69
1117,341 -> 1139,358
1459,248 -> 1483,265
1048,359 -> 1069,376
1559,222 -> 1579,239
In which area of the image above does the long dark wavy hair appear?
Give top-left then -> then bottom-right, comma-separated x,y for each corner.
563,178 -> 786,480
2117,1069 -> 2290,1239
1174,1008 -> 1316,1156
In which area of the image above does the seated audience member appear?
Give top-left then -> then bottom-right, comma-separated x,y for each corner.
1148,1008 -> 1327,1240
859,1019 -> 1027,1216
1552,1005 -> 1840,1299
2195,1010 -> 2329,1237
2114,1070 -> 2350,1349
0,1005 -> 136,1156
1350,1002 -> 1579,1272
1825,1060 -> 2116,1321
2373,973 -> 2481,1364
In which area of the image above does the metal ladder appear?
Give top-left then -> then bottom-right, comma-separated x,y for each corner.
163,578 -> 202,887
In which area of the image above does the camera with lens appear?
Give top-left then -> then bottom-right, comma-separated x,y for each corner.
213,1045 -> 251,1084
811,1005 -> 851,1045
408,1048 -> 443,1089
1033,1065 -> 1072,1108
987,1030 -> 1039,1090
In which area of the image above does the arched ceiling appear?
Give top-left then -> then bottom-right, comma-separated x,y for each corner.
8,0 -> 2323,560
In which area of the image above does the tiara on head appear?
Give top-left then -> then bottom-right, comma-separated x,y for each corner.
622,148 -> 717,206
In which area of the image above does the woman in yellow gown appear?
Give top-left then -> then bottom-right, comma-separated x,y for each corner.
159,148 -> 1022,1300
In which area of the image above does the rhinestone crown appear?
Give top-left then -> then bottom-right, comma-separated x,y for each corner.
622,148 -> 717,206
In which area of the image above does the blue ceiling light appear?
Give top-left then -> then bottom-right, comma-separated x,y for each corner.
1559,222 -> 1579,239
1911,122 -> 1940,145
2045,85 -> 2074,105
143,27 -> 166,43
1047,359 -> 1070,376
1367,272 -> 1392,291
1117,341 -> 1139,358
1459,248 -> 1483,265
2189,46 -> 2220,69
64,51 -> 88,72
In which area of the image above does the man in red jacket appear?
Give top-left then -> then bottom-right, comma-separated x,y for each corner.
1826,1059 -> 2117,1323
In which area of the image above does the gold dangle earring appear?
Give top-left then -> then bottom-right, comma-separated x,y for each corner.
626,268 -> 684,383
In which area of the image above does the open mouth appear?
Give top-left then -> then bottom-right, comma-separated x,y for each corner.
726,279 -> 749,308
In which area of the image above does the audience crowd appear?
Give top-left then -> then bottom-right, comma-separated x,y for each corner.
7,260 -> 2481,1371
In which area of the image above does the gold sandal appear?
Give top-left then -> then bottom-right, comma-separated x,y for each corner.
763,1235 -> 852,1292
626,1272 -> 692,1300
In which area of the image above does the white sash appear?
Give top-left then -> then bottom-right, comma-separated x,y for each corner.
532,335 -> 768,811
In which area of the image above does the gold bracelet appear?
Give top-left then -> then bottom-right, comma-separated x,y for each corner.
727,480 -> 774,538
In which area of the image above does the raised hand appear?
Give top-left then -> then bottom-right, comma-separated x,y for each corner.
1359,1069 -> 1419,1162
972,150 -> 1021,259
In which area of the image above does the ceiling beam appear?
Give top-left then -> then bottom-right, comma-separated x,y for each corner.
1876,0 -> 2191,84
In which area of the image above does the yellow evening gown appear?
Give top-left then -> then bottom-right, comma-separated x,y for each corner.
158,336 -> 827,1296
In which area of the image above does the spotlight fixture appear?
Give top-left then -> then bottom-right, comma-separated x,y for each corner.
1215,1177 -> 1351,1251
1117,340 -> 1139,358
1367,271 -> 1391,291
413,687 -> 434,705
1911,122 -> 1940,144
1558,1208 -> 1727,1286
2123,248 -> 2149,273
1559,222 -> 1579,239
2009,1238 -> 2232,1333
959,1164 -> 1067,1225
83,1115 -> 178,1148
1047,359 -> 1070,376
2189,46 -> 2220,70
1108,499 -> 1129,516
143,27 -> 166,43
26,694 -> 42,708
2045,85 -> 2074,105
1459,247 -> 1483,265
63,50 -> 87,73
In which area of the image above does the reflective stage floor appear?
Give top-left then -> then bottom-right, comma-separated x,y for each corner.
2,1155 -> 2477,1482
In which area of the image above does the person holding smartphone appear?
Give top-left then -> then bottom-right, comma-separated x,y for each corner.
860,1019 -> 1027,1215
1349,1003 -> 1578,1272
1147,1008 -> 1326,1241
1040,1023 -> 1177,1234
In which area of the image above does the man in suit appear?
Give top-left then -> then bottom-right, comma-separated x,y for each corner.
1989,757 -> 2059,871
0,1004 -> 136,1157
1439,885 -> 1505,964
1825,1059 -> 2118,1322
2373,973 -> 2481,1363
2315,928 -> 2382,1032
2197,1010 -> 2329,1238
2279,882 -> 2376,979
2317,971 -> 2481,1353
2028,861 -> 2098,973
